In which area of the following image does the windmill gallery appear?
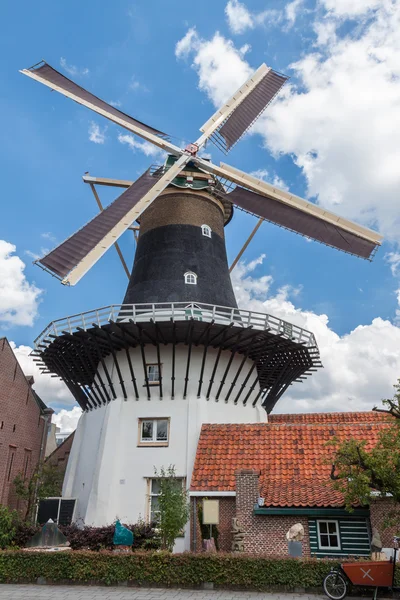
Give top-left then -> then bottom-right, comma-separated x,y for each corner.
20,60 -> 384,554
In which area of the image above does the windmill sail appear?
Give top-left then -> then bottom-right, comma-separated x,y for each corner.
200,65 -> 287,153
218,69 -> 287,152
197,160 -> 383,260
37,155 -> 189,285
20,62 -> 169,139
228,186 -> 378,259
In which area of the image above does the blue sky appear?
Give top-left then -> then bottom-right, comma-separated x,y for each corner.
2,0 -> 400,426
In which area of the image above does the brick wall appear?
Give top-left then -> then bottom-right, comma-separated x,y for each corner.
235,469 -> 311,557
0,338 -> 52,512
370,497 -> 400,548
46,432 -> 74,480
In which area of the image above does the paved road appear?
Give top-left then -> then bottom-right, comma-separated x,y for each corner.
0,586 -> 331,600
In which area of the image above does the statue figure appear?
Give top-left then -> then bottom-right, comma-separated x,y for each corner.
113,519 -> 134,553
286,523 -> 305,542
231,517 -> 245,552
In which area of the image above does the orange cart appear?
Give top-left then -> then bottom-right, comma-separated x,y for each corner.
323,537 -> 399,600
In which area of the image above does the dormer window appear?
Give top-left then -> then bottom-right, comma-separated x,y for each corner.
201,224 -> 211,238
184,271 -> 197,285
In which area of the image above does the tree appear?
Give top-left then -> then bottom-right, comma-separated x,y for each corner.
153,465 -> 190,552
13,462 -> 64,522
330,380 -> 400,528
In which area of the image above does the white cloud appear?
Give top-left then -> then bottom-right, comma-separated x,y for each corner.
10,342 -> 75,408
251,169 -> 289,191
41,232 -> 56,243
232,257 -> 400,413
117,133 -> 165,158
109,100 -> 122,107
225,0 -> 291,34
386,252 -> 400,276
129,77 -> 148,92
239,43 -> 252,56
52,407 -> 82,433
175,28 -> 200,59
321,0 -> 381,17
0,241 -> 42,327
256,0 -> 400,242
176,30 -> 252,107
88,122 -> 106,144
25,247 -> 50,261
225,0 -> 254,34
60,57 -> 89,77
181,2 -> 400,244
285,0 -> 304,27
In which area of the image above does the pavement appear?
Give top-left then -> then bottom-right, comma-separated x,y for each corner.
0,586 -> 331,600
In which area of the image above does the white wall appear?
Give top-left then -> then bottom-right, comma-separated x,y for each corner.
63,345 -> 265,550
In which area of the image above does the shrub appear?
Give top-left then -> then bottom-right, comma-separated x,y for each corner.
60,521 -> 160,552
12,522 -> 40,548
0,551 -> 397,589
2,519 -> 160,552
0,506 -> 17,549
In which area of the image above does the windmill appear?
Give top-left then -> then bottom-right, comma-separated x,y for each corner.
22,60 -> 382,536
21,61 -> 381,287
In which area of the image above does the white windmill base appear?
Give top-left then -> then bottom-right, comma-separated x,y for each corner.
62,346 -> 264,552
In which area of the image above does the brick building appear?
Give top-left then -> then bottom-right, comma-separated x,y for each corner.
46,431 -> 74,475
0,337 -> 53,511
190,411 -> 395,557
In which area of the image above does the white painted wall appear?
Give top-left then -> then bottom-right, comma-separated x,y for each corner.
63,345 -> 265,550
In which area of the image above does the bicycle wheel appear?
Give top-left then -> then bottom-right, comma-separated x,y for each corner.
323,572 -> 348,600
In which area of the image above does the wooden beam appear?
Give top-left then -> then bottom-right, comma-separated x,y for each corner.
83,175 -> 133,188
88,183 -> 131,279
229,218 -> 263,272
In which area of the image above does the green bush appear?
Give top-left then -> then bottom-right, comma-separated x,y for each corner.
1,519 -> 160,551
1,551 -> 396,589
0,506 -> 17,549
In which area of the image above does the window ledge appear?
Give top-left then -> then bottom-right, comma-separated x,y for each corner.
138,441 -> 169,447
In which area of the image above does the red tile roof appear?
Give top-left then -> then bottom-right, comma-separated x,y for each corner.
191,411 -> 392,507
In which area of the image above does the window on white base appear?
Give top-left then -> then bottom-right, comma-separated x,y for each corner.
138,418 -> 169,446
148,477 -> 185,525
317,520 -> 340,550
184,271 -> 197,285
146,363 -> 160,385
201,224 -> 211,238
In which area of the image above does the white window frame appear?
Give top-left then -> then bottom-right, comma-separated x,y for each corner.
184,271 -> 197,285
146,363 -> 161,385
147,477 -> 185,526
201,224 -> 212,238
138,418 -> 169,446
317,519 -> 341,550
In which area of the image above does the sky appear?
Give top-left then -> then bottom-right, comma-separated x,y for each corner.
2,0 -> 400,432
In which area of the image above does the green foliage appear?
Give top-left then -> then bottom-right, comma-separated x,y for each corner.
13,462 -> 64,521
330,380 -> 400,528
1,520 -> 160,552
0,506 -> 17,549
154,465 -> 190,552
197,502 -> 219,550
0,550 -> 396,589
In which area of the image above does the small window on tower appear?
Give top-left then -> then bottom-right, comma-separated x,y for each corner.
146,363 -> 160,385
201,224 -> 211,238
184,271 -> 197,285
